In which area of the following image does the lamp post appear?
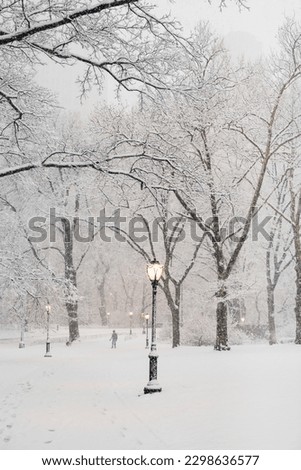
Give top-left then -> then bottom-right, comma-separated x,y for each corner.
145,313 -> 150,349
129,311 -> 133,335
44,303 -> 52,357
107,312 -> 111,328
144,259 -> 164,394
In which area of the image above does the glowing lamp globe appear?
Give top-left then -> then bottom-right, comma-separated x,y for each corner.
147,259 -> 164,282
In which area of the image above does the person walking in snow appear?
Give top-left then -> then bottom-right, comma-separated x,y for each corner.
110,330 -> 118,349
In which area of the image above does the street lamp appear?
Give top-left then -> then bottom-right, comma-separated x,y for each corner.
44,303 -> 52,357
145,313 -> 150,348
129,311 -> 133,335
107,312 -> 111,327
144,259 -> 164,394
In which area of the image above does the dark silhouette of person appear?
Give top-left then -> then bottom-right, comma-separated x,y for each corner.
110,330 -> 118,348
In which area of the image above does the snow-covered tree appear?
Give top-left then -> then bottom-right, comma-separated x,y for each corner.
172,20 -> 301,349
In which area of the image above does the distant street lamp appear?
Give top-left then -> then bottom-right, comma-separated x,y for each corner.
145,313 -> 150,349
107,312 -> 111,327
129,311 -> 133,335
144,259 -> 164,394
44,303 -> 52,357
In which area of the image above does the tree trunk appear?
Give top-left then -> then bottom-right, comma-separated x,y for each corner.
267,284 -> 277,345
66,291 -> 79,343
214,285 -> 230,350
163,279 -> 181,348
62,218 -> 80,343
289,174 -> 301,345
98,278 -> 107,326
266,242 -> 277,345
172,284 -> 181,348
171,309 -> 180,348
294,262 -> 301,344
293,202 -> 301,344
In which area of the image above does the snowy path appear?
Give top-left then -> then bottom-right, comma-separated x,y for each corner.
0,335 -> 165,449
0,334 -> 300,449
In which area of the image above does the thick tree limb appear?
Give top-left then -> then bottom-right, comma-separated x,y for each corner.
0,1 -> 138,45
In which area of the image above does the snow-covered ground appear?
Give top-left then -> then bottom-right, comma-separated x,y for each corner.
0,330 -> 300,450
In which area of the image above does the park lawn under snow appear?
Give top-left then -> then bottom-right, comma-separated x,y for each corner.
0,330 -> 300,450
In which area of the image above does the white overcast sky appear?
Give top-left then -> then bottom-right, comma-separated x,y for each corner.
163,0 -> 301,55
36,0 -> 301,112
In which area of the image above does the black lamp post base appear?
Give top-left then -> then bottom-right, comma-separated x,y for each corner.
19,342 -> 25,349
144,352 -> 161,393
144,381 -> 162,394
